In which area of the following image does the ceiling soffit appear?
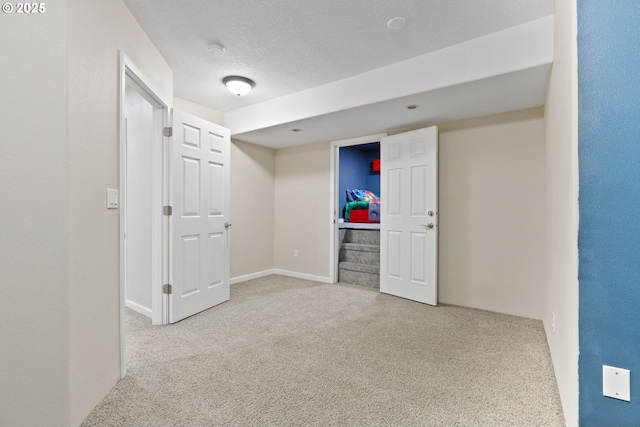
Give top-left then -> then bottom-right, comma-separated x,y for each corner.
227,16 -> 554,147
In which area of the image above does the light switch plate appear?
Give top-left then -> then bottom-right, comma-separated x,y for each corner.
603,365 -> 630,402
106,188 -> 119,209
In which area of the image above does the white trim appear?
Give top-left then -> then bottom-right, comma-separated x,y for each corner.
125,300 -> 152,318
332,133 -> 388,148
329,133 -> 387,283
230,269 -> 333,285
339,222 -> 381,230
118,52 -> 171,379
150,107 -> 165,326
230,269 -> 276,285
273,269 -> 332,284
163,108 -> 172,326
118,54 -> 127,380
121,54 -> 172,108
329,145 -> 337,284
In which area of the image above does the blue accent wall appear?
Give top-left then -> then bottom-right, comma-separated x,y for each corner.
338,143 -> 380,219
364,149 -> 381,196
579,2 -> 640,425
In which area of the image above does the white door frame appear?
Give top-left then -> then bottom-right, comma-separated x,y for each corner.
329,133 -> 387,283
118,52 -> 171,378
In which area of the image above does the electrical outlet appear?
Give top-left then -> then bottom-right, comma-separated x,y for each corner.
294,249 -> 298,257
603,365 -> 630,402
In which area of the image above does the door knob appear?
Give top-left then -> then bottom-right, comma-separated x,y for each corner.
224,222 -> 232,228
420,223 -> 434,229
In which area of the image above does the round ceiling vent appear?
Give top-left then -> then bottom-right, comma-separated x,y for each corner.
387,17 -> 407,30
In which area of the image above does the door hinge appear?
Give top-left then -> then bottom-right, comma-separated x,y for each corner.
163,127 -> 173,137
163,205 -> 172,216
163,284 -> 172,295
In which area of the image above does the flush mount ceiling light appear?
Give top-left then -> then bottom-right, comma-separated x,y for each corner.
223,76 -> 255,96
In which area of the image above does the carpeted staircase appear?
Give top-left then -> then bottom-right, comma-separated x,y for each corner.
338,228 -> 380,288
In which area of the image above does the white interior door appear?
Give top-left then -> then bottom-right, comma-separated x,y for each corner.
169,109 -> 231,323
380,126 -> 438,305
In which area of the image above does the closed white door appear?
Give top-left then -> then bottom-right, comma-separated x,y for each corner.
380,126 -> 438,305
169,110 -> 231,323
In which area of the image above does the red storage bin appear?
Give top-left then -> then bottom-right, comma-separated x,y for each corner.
350,209 -> 376,223
372,159 -> 380,172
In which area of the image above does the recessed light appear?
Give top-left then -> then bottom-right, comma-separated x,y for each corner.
406,104 -> 419,110
387,17 -> 407,30
208,43 -> 225,56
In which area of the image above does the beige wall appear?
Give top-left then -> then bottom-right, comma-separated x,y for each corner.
0,2 -> 70,426
543,0 -> 579,425
230,140 -> 276,278
274,142 -> 332,279
66,1 -> 173,423
174,97 -> 225,126
3,2 -> 171,424
268,111 -> 546,319
438,108 -> 546,319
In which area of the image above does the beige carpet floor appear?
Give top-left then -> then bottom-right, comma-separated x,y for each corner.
81,275 -> 565,426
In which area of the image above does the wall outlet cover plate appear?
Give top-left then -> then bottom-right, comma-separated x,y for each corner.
603,365 -> 630,402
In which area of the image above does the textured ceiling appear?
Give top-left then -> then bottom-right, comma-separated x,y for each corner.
122,0 -> 554,114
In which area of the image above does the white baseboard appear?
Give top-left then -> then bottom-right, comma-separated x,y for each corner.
230,269 -> 333,285
125,299 -> 152,318
230,269 -> 276,285
273,269 -> 333,284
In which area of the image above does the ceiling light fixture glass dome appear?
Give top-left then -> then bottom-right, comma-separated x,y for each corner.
223,76 -> 255,96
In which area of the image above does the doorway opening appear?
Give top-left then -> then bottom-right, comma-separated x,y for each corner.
330,134 -> 386,285
329,127 -> 439,304
123,80 -> 156,321
118,53 -> 170,378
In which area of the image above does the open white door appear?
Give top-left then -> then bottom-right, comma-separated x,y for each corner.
380,126 -> 438,305
169,109 -> 231,323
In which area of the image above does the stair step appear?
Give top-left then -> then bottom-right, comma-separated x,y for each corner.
339,229 -> 380,289
339,247 -> 380,265
341,243 -> 379,253
339,261 -> 379,275
343,229 -> 380,245
339,268 -> 380,289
